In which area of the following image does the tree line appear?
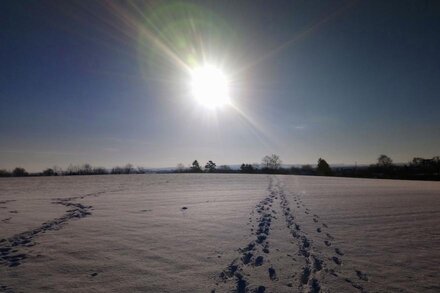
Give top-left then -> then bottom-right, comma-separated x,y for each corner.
175,154 -> 439,181
332,155 -> 440,181
0,163 -> 153,177
175,154 -> 333,176
1,154 -> 439,181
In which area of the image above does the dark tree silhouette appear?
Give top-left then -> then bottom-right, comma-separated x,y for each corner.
93,167 -> 108,175
377,155 -> 393,167
82,163 -> 93,175
205,160 -> 217,172
42,168 -> 55,176
316,158 -> 332,176
12,167 -> 28,177
240,163 -> 256,173
111,166 -> 123,174
190,160 -> 202,173
0,169 -> 11,177
300,165 -> 314,175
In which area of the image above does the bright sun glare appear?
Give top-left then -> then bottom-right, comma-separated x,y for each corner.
190,65 -> 230,109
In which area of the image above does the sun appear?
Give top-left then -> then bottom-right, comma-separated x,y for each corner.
190,64 -> 230,109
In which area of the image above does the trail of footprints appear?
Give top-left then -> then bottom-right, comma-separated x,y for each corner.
216,177 -> 368,292
216,178 -> 279,292
0,189 -> 123,268
282,189 -> 369,292
0,200 -> 17,224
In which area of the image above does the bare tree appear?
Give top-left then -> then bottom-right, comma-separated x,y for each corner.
53,166 -> 63,176
67,164 -> 79,175
124,163 -> 134,174
176,163 -> 186,172
82,163 -> 93,175
93,167 -> 108,175
111,166 -> 124,174
377,155 -> 393,167
262,154 -> 282,170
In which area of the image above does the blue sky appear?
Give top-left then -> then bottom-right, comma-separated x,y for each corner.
1,0 -> 439,171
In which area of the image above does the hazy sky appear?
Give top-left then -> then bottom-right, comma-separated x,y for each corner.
1,0 -> 440,171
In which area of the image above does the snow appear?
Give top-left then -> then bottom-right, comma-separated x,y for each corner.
1,174 -> 439,292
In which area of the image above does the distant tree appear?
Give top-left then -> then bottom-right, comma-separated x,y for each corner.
410,156 -> 440,177
93,167 -> 108,175
433,156 -> 440,174
218,165 -> 232,172
301,165 -> 314,175
190,160 -> 202,173
111,166 -> 124,174
205,160 -> 217,172
81,163 -> 93,175
12,167 -> 28,177
123,163 -> 134,174
240,163 -> 255,173
377,155 -> 393,168
53,166 -> 63,176
316,158 -> 332,176
42,168 -> 55,176
411,157 -> 424,167
261,154 -> 282,170
0,169 -> 11,177
176,163 -> 186,173
66,164 -> 74,175
66,164 -> 81,175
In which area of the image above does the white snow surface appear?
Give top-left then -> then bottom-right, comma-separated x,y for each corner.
0,174 -> 439,292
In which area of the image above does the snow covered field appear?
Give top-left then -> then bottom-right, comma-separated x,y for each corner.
1,174 -> 439,292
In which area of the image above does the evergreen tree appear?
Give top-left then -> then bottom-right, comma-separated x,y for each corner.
205,160 -> 217,172
316,158 -> 332,176
190,160 -> 202,173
